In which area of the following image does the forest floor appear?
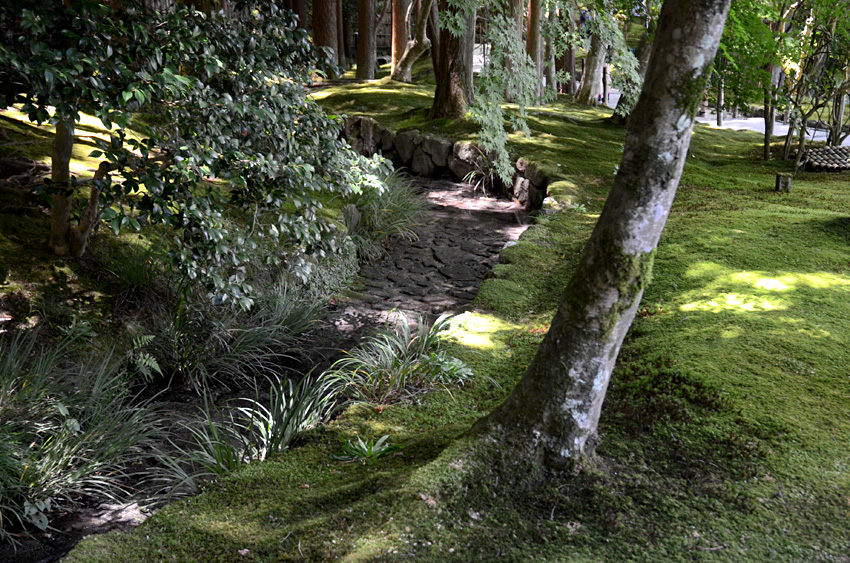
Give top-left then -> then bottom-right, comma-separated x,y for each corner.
60,82 -> 850,561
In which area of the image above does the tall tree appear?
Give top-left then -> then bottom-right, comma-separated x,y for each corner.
356,0 -> 377,78
429,0 -> 475,117
390,0 -> 409,71
313,0 -> 339,66
527,0 -> 544,100
473,0 -> 731,468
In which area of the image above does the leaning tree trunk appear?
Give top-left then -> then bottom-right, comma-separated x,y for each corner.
390,0 -> 433,82
356,0 -> 376,79
473,0 -> 731,470
576,33 -> 606,105
49,120 -> 74,256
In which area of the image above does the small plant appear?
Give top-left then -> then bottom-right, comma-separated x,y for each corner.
330,435 -> 400,465
326,313 -> 483,404
345,170 -> 426,260
569,202 -> 588,213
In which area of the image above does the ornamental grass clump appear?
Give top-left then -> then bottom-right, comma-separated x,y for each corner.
326,313 -> 481,404
0,330 -> 161,544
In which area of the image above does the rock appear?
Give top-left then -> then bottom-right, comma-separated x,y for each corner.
454,141 -> 479,163
775,173 -> 792,193
513,176 -> 531,207
448,157 -> 475,182
380,127 -> 396,153
411,147 -> 436,176
344,116 -> 362,139
358,116 -> 379,155
395,130 -> 422,165
421,136 -> 452,168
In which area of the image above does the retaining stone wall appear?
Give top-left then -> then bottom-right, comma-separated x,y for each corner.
343,116 -> 548,211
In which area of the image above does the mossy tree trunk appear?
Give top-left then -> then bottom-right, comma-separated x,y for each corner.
576,32 -> 606,105
473,0 -> 731,470
356,0 -> 376,79
429,0 -> 473,118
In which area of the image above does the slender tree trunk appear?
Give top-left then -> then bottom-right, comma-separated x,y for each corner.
602,62 -> 610,106
313,0 -> 339,67
430,0 -> 472,118
336,0 -> 346,65
459,7 -> 475,103
390,0 -> 433,82
526,0 -> 543,101
426,0 -> 440,73
716,71 -> 724,126
576,33 -> 606,105
473,0 -> 731,470
49,120 -> 74,256
391,0 -> 409,72
830,90 -> 846,146
356,0 -> 376,79
545,34 -> 556,93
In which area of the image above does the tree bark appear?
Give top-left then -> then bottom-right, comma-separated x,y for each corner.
313,0 -> 339,68
356,0 -> 376,79
336,0 -> 345,65
429,1 -> 473,119
526,0 -> 543,101
715,69 -> 724,126
49,120 -> 74,256
389,0 -> 433,82
474,0 -> 731,469
426,0 -> 440,73
390,0 -> 409,72
576,33 -> 606,105
293,0 -> 307,29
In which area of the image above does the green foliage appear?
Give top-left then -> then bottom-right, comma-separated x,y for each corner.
344,170 -> 427,260
129,282 -> 322,391
330,434 -> 401,465
0,329 -> 160,543
0,0 -> 386,306
327,313 -> 478,404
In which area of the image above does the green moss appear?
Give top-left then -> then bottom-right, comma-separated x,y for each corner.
60,80 -> 850,562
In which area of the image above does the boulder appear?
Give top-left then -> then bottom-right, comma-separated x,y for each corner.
395,130 -> 422,165
410,147 -> 436,177
448,156 -> 475,182
420,136 -> 452,168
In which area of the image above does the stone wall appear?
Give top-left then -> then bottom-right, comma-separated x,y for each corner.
343,116 -> 548,210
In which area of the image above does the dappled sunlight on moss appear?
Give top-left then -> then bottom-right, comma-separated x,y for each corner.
443,312 -> 521,352
679,263 -> 850,315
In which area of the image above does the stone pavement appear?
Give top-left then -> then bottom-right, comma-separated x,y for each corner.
323,177 -> 530,336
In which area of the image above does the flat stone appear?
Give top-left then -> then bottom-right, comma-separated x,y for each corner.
433,246 -> 473,265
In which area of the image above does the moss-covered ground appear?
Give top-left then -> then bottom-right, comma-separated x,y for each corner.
37,79 -> 850,561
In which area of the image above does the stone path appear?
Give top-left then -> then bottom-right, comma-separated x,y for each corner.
321,177 -> 530,340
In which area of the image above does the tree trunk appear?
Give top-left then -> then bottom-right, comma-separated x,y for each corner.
293,0 -> 307,29
526,0 -> 543,101
459,7 -> 475,104
313,0 -> 339,68
473,0 -> 731,470
356,0 -> 376,79
391,0 -> 408,72
763,65 -> 781,159
576,33 -> 606,105
429,0 -> 472,119
336,0 -> 345,65
715,71 -> 724,126
390,0 -> 433,82
49,120 -> 74,256
504,0 -> 525,102
426,0 -> 440,73
830,90 -> 846,146
545,34 -> 556,93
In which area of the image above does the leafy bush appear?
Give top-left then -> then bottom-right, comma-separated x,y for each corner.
0,330 -> 160,543
326,313 -> 480,404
